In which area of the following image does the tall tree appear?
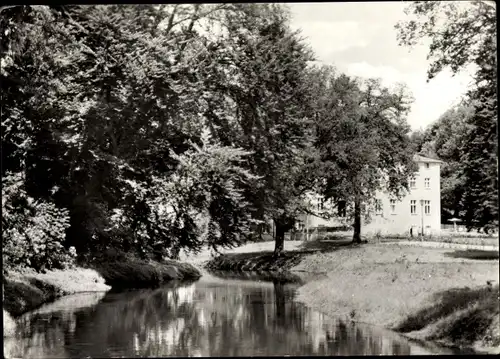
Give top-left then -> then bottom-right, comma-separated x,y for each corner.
397,0 -> 498,231
1,4 -> 260,262
197,4 -> 319,255
313,68 -> 416,243
413,104 -> 473,223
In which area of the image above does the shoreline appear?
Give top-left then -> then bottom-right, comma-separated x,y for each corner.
2,258 -> 201,337
4,241 -> 499,353
203,240 -> 500,353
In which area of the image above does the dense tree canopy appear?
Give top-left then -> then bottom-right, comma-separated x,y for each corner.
311,68 -> 416,242
2,4 -> 420,269
398,0 -> 497,231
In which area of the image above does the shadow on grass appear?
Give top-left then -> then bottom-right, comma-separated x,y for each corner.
3,278 -> 63,317
444,249 -> 499,261
298,236 -> 355,252
395,285 -> 500,346
206,237 -> 356,272
94,258 -> 201,290
207,269 -> 304,284
89,250 -> 201,290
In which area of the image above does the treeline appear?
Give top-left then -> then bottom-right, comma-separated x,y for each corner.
400,1 -> 498,233
1,3 -> 495,272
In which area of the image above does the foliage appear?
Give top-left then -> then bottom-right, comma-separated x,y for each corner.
105,130 -> 259,259
312,67 -> 416,241
193,3 -> 319,254
398,1 -> 498,231
395,1 -> 496,81
2,172 -> 76,272
1,5 -> 261,262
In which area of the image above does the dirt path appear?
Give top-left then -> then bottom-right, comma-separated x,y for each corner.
379,240 -> 498,251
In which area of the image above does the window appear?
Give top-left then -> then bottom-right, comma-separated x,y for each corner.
425,163 -> 430,169
390,199 -> 396,214
338,201 -> 346,218
424,178 -> 430,189
375,199 -> 383,215
410,200 -> 417,214
409,177 -> 416,189
318,198 -> 324,211
424,200 -> 431,215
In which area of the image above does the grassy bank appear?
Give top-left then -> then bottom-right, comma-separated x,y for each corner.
3,255 -> 202,333
92,256 -> 201,289
292,243 -> 500,353
206,250 -> 307,272
3,267 -> 110,318
203,239 -> 499,352
204,238 -> 353,272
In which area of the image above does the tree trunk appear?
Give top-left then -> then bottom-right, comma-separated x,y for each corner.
274,222 -> 286,257
274,216 -> 294,257
353,198 -> 362,244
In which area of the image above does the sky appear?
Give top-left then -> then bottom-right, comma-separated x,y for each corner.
287,2 -> 476,132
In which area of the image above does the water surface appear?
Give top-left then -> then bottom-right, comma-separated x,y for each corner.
5,273 -> 456,357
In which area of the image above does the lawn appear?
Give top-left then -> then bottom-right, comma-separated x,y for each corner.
293,243 -> 499,353
199,238 -> 499,353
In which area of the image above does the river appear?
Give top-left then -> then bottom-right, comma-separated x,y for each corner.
4,272 -> 460,357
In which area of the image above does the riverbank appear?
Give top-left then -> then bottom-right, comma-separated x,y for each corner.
3,256 -> 202,336
293,243 -> 499,353
201,239 -> 499,353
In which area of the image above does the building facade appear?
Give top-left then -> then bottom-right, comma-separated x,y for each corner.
299,154 -> 443,236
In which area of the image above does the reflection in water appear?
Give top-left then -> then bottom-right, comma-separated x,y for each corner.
6,275 -> 454,358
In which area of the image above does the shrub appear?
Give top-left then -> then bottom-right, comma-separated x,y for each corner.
2,172 -> 76,272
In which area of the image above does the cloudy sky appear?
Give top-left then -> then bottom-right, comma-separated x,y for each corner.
287,2 -> 475,132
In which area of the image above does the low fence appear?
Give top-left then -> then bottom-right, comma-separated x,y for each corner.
441,224 -> 467,232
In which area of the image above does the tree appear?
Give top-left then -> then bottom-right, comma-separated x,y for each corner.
412,104 -> 473,223
313,68 -> 416,243
395,1 -> 496,81
397,0 -> 498,231
1,4 -> 264,263
197,3 -> 319,256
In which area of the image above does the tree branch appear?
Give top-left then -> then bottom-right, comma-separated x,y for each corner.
0,5 -> 19,13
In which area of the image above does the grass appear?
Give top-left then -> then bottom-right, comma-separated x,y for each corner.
92,256 -> 201,289
3,267 -> 110,317
206,250 -> 307,272
202,239 -> 499,352
292,243 -> 500,352
444,249 -> 499,261
205,237 -> 353,273
395,285 -> 500,348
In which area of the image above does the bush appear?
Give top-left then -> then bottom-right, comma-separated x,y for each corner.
2,172 -> 76,272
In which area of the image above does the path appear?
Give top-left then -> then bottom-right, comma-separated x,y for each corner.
379,240 -> 499,251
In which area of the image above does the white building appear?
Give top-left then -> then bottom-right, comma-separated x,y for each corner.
299,154 -> 443,237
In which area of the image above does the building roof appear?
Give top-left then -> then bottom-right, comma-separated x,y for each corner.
413,154 -> 444,164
